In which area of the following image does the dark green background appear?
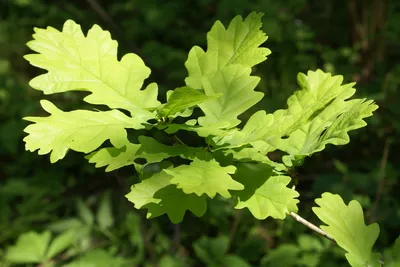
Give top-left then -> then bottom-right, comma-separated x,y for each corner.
0,0 -> 399,266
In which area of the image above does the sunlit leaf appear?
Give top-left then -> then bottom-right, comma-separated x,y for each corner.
165,158 -> 243,198
185,12 -> 270,89
217,70 -> 378,162
158,86 -> 222,118
125,169 -> 207,223
24,20 -> 160,113
233,163 -> 299,219
87,136 -> 204,172
313,193 -> 381,267
23,100 -> 148,162
185,12 -> 270,127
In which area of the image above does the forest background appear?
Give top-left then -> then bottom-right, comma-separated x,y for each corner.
0,0 -> 399,266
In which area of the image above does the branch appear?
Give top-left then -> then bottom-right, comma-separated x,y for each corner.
227,209 -> 242,250
368,138 -> 391,221
85,0 -> 144,59
289,212 -> 335,242
290,185 -> 335,242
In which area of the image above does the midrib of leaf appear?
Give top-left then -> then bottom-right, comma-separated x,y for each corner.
213,68 -> 255,118
39,120 -> 130,145
210,15 -> 263,72
279,81 -> 346,137
221,74 -> 254,115
298,101 -> 355,154
224,20 -> 257,66
256,191 -> 291,207
50,125 -> 107,151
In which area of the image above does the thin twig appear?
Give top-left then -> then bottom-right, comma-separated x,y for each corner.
141,219 -> 158,267
171,223 -> 181,252
369,138 -> 391,221
289,212 -> 335,242
85,0 -> 144,58
227,210 -> 242,250
290,185 -> 335,242
174,135 -> 187,146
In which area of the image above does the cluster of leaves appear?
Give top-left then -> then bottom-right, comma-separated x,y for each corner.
11,10 -> 389,267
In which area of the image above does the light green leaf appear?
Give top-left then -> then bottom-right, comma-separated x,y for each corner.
135,136 -> 205,162
218,70 -> 378,158
87,136 -> 204,172
223,147 -> 286,171
158,86 -> 222,118
312,193 -> 381,267
197,64 -> 263,127
96,192 -> 114,230
125,169 -> 207,223
231,70 -> 356,148
185,12 -> 270,127
46,229 -> 76,259
274,69 -> 357,136
278,98 -> 378,158
77,199 -> 94,226
23,100 -> 150,163
126,169 -> 171,209
24,20 -> 160,114
216,110 -> 275,148
162,121 -> 230,139
86,143 -> 141,172
185,12 -> 270,89
233,163 -> 299,219
5,231 -> 51,264
164,158 -> 243,198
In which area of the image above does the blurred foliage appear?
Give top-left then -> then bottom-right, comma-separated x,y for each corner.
0,0 -> 399,266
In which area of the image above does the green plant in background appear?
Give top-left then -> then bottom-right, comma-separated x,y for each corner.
6,10 -> 395,267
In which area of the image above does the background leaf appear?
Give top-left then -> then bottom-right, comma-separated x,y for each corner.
96,192 -> 114,230
77,199 -> 94,226
46,229 -> 76,259
5,231 -> 51,264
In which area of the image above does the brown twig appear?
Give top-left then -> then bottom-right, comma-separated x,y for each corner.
227,209 -> 242,250
289,212 -> 335,242
85,0 -> 144,59
171,223 -> 181,253
369,138 -> 391,222
141,219 -> 158,267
